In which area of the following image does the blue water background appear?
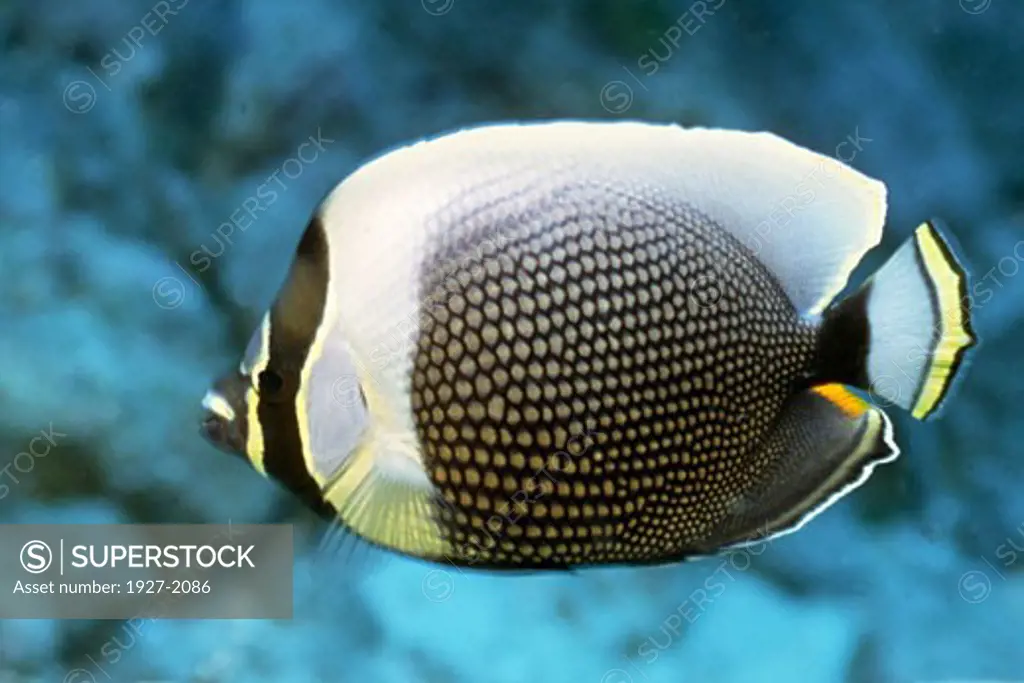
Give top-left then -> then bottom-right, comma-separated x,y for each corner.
0,1 -> 1022,681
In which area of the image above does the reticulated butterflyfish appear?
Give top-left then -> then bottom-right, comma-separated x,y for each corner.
200,121 -> 977,570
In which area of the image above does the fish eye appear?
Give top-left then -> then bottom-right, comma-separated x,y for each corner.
258,369 -> 285,397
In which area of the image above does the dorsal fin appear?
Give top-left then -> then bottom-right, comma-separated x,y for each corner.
648,125 -> 887,316
398,121 -> 888,316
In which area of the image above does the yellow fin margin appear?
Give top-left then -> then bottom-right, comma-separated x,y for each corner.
911,222 -> 977,420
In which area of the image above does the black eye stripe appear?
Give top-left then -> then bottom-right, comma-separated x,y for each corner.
258,369 -> 284,395
256,214 -> 334,517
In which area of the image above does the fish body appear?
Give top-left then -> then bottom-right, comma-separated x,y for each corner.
200,121 -> 976,569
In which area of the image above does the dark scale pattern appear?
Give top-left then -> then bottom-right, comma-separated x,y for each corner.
408,174 -> 819,568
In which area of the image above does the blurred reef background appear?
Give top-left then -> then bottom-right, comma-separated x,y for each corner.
1,0 -> 1023,681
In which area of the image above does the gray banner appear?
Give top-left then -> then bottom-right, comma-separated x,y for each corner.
0,524 -> 292,619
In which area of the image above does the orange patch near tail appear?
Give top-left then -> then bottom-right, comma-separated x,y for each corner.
811,384 -> 870,419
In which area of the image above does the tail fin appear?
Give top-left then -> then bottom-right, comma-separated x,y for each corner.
817,220 -> 977,420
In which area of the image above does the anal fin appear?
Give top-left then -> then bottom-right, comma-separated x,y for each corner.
704,384 -> 900,549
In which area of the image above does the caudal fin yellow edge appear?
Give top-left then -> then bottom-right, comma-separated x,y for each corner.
910,220 -> 978,420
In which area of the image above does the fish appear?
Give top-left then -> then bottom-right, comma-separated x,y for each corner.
199,120 -> 977,569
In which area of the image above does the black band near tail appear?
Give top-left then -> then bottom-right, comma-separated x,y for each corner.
814,283 -> 872,389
